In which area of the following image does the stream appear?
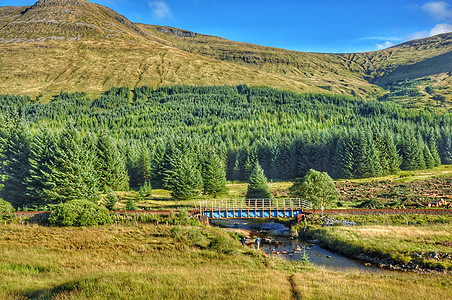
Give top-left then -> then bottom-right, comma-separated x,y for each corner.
211,219 -> 384,273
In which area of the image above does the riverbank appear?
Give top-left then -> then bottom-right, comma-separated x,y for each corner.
307,216 -> 452,273
0,223 -> 451,299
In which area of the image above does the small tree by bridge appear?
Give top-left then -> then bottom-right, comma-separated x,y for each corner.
246,162 -> 272,206
289,169 -> 339,209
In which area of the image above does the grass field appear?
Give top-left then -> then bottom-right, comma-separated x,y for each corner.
0,223 -> 451,299
309,221 -> 452,271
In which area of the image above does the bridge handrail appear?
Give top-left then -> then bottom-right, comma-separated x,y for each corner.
195,198 -> 312,211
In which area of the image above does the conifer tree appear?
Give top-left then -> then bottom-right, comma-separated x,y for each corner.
96,131 -> 129,191
439,133 -> 452,164
428,138 -> 441,167
41,124 -> 99,203
163,150 -> 202,199
399,133 -> 424,170
245,162 -> 272,199
376,131 -> 401,175
338,133 -> 356,178
202,152 -> 227,197
0,120 -> 31,207
423,143 -> 435,169
150,144 -> 166,188
26,130 -> 57,206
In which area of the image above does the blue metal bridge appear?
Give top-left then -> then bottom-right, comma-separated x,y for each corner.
196,198 -> 312,219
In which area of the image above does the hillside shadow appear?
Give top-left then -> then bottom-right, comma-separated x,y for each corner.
375,51 -> 452,85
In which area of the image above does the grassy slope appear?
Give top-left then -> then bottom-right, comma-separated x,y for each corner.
0,1 -> 451,103
0,1 -> 309,99
0,223 -> 450,299
0,41 -> 308,100
137,24 -> 383,99
140,25 -> 452,103
309,223 -> 452,270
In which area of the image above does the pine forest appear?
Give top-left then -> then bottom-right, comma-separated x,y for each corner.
0,85 -> 451,208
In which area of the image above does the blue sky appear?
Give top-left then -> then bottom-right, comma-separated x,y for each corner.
3,0 -> 452,53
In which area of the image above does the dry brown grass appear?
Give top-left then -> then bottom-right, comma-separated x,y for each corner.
0,223 -> 291,299
355,226 -> 452,239
294,269 -> 452,300
311,223 -> 452,270
0,223 -> 451,299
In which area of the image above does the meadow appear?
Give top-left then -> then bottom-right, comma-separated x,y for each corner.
0,222 -> 451,300
309,220 -> 452,271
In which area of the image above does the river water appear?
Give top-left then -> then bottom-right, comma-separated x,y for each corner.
211,219 -> 383,273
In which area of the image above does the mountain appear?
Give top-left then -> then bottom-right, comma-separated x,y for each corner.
0,0 -> 451,105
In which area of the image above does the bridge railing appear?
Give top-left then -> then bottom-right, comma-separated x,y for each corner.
195,198 -> 313,212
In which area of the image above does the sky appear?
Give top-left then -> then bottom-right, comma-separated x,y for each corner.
2,0 -> 452,53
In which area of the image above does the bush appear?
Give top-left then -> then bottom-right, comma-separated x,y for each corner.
139,180 -> 152,198
0,198 -> 14,213
208,233 -> 238,254
171,226 -> 209,248
48,200 -> 112,227
104,190 -> 118,211
126,198 -> 137,211
175,209 -> 198,226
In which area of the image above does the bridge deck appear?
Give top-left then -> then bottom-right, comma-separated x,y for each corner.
197,198 -> 312,219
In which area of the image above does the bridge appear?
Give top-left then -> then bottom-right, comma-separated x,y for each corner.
196,198 -> 313,220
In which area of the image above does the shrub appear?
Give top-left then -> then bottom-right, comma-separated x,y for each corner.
125,198 -> 137,211
0,198 -> 14,213
208,233 -> 237,254
104,189 -> 118,211
139,180 -> 152,198
175,209 -> 198,226
171,226 -> 209,248
48,200 -> 112,227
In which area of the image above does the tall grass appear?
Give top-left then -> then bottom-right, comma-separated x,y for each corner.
0,223 -> 450,299
309,222 -> 452,270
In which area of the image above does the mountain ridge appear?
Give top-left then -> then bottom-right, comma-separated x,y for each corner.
0,0 -> 451,105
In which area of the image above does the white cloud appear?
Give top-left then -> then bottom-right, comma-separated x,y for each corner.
408,23 -> 452,40
376,41 -> 396,50
429,23 -> 452,35
422,1 -> 452,21
148,1 -> 172,19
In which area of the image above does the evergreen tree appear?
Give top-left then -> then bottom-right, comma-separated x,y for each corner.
163,150 -> 202,199
41,124 -> 99,204
289,169 -> 339,209
139,180 -> 153,198
26,130 -> 57,206
375,131 -> 401,175
150,144 -> 166,188
337,133 -> 356,178
423,143 -> 435,169
354,132 -> 381,178
104,189 -> 118,211
245,162 -> 272,199
126,198 -> 137,211
399,133 -> 424,170
0,120 -> 31,207
202,152 -> 227,197
439,133 -> 452,164
96,131 -> 129,191
428,137 -> 441,167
